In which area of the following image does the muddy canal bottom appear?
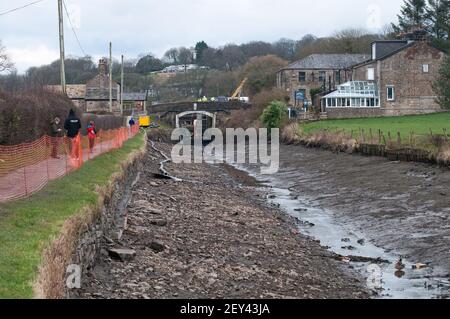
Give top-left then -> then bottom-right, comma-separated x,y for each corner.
223,145 -> 450,299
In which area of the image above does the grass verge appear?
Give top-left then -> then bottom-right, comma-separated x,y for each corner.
0,132 -> 145,299
301,112 -> 450,139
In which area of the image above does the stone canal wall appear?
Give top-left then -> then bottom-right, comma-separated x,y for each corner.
33,135 -> 146,299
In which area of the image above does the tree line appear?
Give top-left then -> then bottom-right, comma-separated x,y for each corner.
0,28 -> 391,94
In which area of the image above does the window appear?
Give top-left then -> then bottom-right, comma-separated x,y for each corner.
422,64 -> 429,73
319,71 -> 326,83
367,68 -> 375,81
335,70 -> 341,83
299,72 -> 306,82
387,86 -> 395,101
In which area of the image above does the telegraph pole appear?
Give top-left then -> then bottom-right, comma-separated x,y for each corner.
58,0 -> 66,94
109,42 -> 113,113
120,54 -> 124,115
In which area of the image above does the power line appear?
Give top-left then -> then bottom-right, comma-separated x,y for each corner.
0,0 -> 46,17
62,0 -> 87,56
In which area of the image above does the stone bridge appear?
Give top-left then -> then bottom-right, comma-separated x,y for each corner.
149,101 -> 251,128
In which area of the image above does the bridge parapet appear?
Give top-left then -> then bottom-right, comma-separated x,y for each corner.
150,101 -> 251,114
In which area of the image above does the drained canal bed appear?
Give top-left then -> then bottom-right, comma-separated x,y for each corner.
230,144 -> 450,299
74,141 -> 369,299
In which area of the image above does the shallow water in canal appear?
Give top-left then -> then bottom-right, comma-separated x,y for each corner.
227,144 -> 450,299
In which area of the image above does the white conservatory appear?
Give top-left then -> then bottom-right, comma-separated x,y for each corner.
321,81 -> 380,108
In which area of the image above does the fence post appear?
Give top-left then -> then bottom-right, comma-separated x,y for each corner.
378,129 -> 382,145
397,131 -> 402,146
23,167 -> 28,196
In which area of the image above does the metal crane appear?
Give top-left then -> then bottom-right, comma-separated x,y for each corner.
229,77 -> 248,100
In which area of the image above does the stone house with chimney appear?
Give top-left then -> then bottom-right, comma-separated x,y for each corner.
276,54 -> 370,106
46,59 -> 122,115
321,39 -> 447,118
85,58 -> 121,114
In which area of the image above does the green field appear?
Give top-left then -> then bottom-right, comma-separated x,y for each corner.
0,132 -> 145,299
302,112 -> 450,140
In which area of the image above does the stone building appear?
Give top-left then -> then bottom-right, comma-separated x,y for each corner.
45,59 -> 122,115
85,58 -> 121,114
44,84 -> 86,111
276,54 -> 370,106
122,92 -> 148,115
322,39 -> 447,118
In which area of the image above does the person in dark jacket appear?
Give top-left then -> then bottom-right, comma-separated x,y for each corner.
50,117 -> 62,159
64,109 -> 81,138
64,109 -> 82,159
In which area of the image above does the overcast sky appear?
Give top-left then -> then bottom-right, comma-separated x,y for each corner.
0,0 -> 404,73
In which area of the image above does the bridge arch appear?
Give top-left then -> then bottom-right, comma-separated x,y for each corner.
176,111 -> 217,129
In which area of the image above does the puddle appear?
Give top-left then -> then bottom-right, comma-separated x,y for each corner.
231,163 -> 450,299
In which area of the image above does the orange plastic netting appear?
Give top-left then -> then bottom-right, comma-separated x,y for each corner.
0,125 -> 140,202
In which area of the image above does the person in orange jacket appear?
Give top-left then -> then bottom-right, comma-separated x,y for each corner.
87,121 -> 97,154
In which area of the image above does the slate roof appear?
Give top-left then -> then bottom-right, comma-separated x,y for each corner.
281,54 -> 371,71
123,92 -> 148,101
372,40 -> 409,60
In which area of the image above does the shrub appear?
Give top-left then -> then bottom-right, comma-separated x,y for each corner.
0,89 -> 125,145
261,100 -> 288,130
223,88 -> 289,129
434,56 -> 450,109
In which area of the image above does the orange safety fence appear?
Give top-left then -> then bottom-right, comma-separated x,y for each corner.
0,125 -> 140,203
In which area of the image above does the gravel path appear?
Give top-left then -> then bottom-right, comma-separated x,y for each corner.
73,141 -> 369,299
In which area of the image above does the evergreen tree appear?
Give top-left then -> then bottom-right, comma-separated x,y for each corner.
393,0 -> 428,33
427,0 -> 450,39
195,41 -> 209,64
434,56 -> 450,109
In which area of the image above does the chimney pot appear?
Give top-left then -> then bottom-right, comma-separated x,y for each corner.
98,58 -> 108,74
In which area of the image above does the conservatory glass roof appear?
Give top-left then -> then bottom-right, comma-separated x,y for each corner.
322,81 -> 379,99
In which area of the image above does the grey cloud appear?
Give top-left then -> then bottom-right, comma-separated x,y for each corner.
0,0 -> 404,72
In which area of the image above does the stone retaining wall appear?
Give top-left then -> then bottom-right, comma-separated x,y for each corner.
33,135 -> 146,299
326,108 -> 384,119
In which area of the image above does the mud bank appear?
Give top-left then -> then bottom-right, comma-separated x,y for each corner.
237,144 -> 450,299
292,134 -> 450,167
72,141 -> 369,299
34,136 -> 146,299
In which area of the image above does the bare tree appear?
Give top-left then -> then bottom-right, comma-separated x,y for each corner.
163,48 -> 179,64
0,40 -> 14,73
222,44 -> 246,71
177,47 -> 194,68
